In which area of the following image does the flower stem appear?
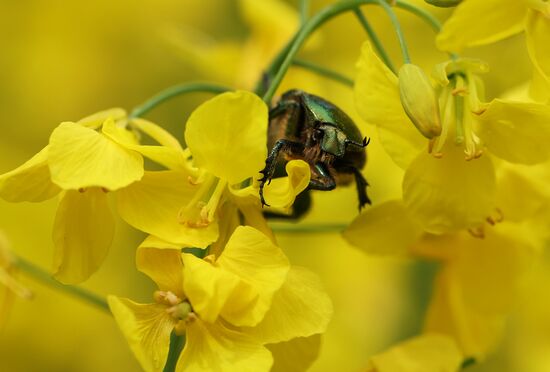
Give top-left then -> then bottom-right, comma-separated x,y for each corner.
129,82 -> 232,118
163,332 -> 186,372
262,0 -> 411,104
15,256 -> 110,312
377,0 -> 411,64
353,8 -> 397,73
292,58 -> 354,87
300,0 -> 310,24
394,1 -> 442,32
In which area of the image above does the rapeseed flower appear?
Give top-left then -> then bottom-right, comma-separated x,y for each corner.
436,0 -> 550,100
0,109 -> 182,283
117,91 -> 310,249
355,41 -> 550,233
109,226 -> 332,372
345,163 -> 548,358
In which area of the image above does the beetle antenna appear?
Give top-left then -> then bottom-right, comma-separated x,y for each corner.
345,137 -> 370,149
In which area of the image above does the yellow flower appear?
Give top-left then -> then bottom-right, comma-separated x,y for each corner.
117,91 -> 310,249
436,0 -> 550,100
355,42 -> 550,233
344,163 -> 548,358
108,226 -> 333,372
0,231 -> 32,327
366,333 -> 463,372
0,109 -> 182,283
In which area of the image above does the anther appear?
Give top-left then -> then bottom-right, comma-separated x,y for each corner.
468,226 -> 485,239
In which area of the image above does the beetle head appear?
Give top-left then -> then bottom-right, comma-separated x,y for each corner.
318,124 -> 348,157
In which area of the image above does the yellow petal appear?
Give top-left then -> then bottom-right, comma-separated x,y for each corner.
176,319 -> 273,372
136,247 -> 183,295
244,267 -> 332,344
262,160 -> 311,211
366,334 -> 463,372
424,227 -> 533,357
436,0 -> 526,52
0,146 -> 61,202
216,226 -> 290,327
184,91 -> 268,184
403,147 -> 496,234
343,200 -> 423,255
108,296 -> 175,372
181,253 -> 241,324
530,68 -> 550,102
476,99 -> 550,164
52,188 -> 114,284
104,118 -> 189,171
130,118 -> 184,150
355,42 -> 425,169
116,171 -> 218,247
77,108 -> 127,129
267,335 -> 321,372
526,10 -> 550,89
48,121 -> 144,190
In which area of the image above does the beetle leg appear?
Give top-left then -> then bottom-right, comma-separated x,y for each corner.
259,139 -> 304,207
308,163 -> 336,191
351,167 -> 371,210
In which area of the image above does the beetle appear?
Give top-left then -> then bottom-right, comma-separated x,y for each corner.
259,89 -> 371,212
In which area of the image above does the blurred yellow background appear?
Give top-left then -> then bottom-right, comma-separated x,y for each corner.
0,1 -> 536,371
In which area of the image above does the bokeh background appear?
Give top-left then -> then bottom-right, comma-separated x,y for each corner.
0,0 -> 538,371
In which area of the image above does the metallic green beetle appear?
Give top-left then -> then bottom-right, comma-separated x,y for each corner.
259,89 -> 371,211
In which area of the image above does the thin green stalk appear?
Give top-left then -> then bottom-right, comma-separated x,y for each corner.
263,0 -> 411,104
163,333 -> 186,372
269,223 -> 348,234
292,58 -> 354,87
129,82 -> 232,118
353,8 -> 396,73
300,0 -> 310,24
15,256 -> 110,312
377,0 -> 411,64
394,1 -> 442,32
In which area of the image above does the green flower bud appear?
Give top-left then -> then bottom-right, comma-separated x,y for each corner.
398,63 -> 442,139
425,0 -> 462,7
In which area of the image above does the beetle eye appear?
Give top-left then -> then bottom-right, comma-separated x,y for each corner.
314,129 -> 324,141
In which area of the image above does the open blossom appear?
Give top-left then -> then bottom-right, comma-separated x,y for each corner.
355,41 -> 550,233
0,109 -> 184,283
344,163 -> 548,359
117,91 -> 310,250
435,0 -> 550,99
108,226 -> 333,372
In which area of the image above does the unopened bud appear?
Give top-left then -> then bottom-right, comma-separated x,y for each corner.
398,64 -> 442,139
425,0 -> 462,7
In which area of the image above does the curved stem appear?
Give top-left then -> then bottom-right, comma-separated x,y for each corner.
15,256 -> 110,312
353,8 -> 396,73
377,0 -> 411,64
129,82 -> 232,118
299,0 -> 310,24
292,58 -> 354,87
263,0 -> 411,104
395,1 -> 442,32
270,223 -> 348,233
163,333 -> 186,372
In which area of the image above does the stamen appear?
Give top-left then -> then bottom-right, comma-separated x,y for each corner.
468,226 -> 485,239
154,290 -> 181,306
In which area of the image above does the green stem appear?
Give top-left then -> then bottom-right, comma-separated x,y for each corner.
163,333 -> 186,372
353,8 -> 396,73
394,1 -> 442,32
377,0 -> 411,64
129,82 -> 232,118
299,0 -> 310,24
15,256 -> 110,312
292,58 -> 354,87
263,0 -> 411,104
269,223 -> 348,233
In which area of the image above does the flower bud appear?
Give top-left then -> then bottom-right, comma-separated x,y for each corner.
424,0 -> 462,7
398,64 -> 442,139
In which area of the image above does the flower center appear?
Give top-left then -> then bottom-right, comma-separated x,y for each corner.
178,173 -> 228,228
430,73 -> 483,160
